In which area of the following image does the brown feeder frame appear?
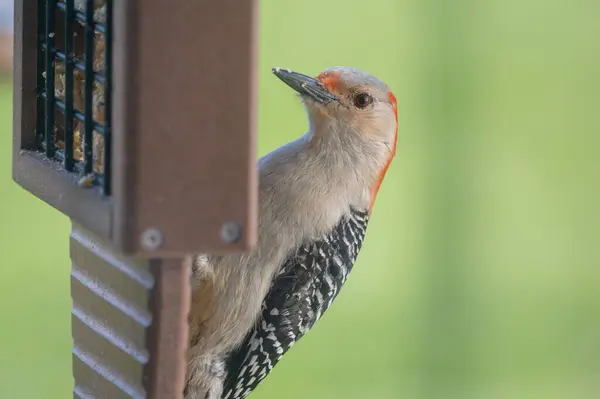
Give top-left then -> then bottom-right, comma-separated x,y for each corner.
12,0 -> 259,397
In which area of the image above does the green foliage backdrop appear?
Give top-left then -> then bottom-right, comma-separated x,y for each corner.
1,1 -> 599,398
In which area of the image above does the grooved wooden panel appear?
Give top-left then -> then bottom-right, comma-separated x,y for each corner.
70,223 -> 191,399
70,224 -> 151,398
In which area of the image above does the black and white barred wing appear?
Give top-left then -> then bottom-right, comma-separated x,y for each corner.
222,209 -> 370,399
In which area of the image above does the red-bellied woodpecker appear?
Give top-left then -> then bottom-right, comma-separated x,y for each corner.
185,66 -> 398,399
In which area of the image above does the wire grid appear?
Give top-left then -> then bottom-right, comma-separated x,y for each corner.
36,0 -> 113,195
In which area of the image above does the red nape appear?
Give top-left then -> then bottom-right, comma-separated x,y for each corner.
368,91 -> 398,213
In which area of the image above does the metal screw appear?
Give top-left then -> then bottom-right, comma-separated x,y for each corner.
221,222 -> 242,244
141,228 -> 163,251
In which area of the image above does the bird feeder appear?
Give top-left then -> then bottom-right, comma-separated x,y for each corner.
12,0 -> 259,397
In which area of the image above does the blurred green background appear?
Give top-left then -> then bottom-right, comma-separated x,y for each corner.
2,0 -> 600,398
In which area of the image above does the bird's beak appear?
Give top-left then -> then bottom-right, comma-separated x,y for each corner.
272,67 -> 338,104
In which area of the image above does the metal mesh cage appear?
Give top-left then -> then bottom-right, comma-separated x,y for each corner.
37,0 -> 112,194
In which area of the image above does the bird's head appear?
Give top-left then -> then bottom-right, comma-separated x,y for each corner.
273,66 -> 397,150
273,66 -> 398,209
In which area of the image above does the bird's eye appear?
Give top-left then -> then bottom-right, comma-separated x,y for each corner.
353,92 -> 373,109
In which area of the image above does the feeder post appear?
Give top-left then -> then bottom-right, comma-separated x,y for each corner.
12,0 -> 259,397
